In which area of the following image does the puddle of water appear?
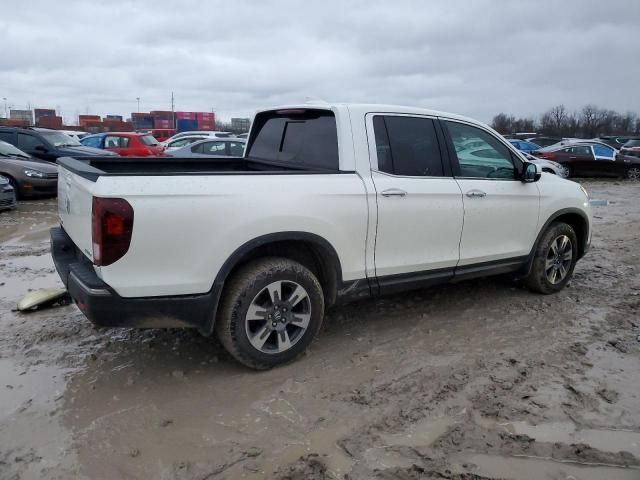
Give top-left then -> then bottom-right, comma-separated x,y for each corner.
362,446 -> 416,470
465,453 -> 640,480
504,421 -> 640,457
0,199 -> 58,245
0,253 -> 62,303
379,415 -> 454,447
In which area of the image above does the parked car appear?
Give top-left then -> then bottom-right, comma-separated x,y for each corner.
532,142 -> 637,178
162,135 -> 208,152
149,129 -> 176,142
0,127 -> 114,162
53,103 -> 592,369
60,130 -> 89,142
165,131 -> 233,143
81,132 -> 164,156
596,136 -> 639,149
619,139 -> 640,158
0,174 -> 17,211
165,138 -> 246,158
508,139 -> 541,153
525,137 -> 561,148
0,140 -> 59,197
236,133 -> 249,139
522,152 -> 568,177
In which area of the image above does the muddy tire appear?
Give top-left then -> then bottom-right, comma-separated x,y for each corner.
525,222 -> 578,294
215,257 -> 324,370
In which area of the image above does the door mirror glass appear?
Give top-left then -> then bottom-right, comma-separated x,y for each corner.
34,144 -> 48,152
522,162 -> 541,182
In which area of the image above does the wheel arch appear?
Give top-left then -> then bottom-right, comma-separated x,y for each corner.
203,232 -> 345,335
525,208 -> 590,275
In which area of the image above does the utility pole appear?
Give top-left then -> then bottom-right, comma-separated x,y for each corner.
136,97 -> 140,112
171,91 -> 175,129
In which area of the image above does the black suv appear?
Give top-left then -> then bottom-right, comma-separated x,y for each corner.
0,127 -> 115,162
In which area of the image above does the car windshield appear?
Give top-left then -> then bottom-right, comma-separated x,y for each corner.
0,140 -> 31,158
39,131 -> 82,147
140,135 -> 159,146
624,139 -> 640,147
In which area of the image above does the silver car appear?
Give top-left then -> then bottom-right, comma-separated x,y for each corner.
522,152 -> 568,178
165,138 -> 246,158
0,174 -> 17,211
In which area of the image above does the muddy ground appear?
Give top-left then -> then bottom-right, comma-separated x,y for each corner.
0,180 -> 639,480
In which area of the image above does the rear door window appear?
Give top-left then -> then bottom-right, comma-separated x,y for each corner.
228,141 -> 245,156
372,115 -> 444,176
201,141 -> 226,155
247,109 -> 339,170
0,132 -> 14,144
140,135 -> 158,146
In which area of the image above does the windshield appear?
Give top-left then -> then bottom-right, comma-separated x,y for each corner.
140,135 -> 159,146
624,139 -> 640,147
0,140 -> 31,158
39,131 -> 82,147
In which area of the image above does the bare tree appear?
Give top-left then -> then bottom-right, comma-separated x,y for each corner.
491,113 -> 515,134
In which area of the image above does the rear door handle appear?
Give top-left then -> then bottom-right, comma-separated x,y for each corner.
465,190 -> 486,198
381,188 -> 407,198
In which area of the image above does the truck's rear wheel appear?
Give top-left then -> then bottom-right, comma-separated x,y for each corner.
524,222 -> 578,294
216,257 -> 324,369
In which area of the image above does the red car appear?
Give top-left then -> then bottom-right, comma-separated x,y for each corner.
80,132 -> 165,156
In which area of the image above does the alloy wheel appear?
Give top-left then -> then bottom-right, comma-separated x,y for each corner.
245,280 -> 312,354
627,167 -> 640,181
545,235 -> 573,285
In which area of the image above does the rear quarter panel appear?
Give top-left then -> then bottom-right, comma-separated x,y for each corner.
92,173 -> 369,297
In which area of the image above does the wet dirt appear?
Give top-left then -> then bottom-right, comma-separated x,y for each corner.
1,180 -> 639,479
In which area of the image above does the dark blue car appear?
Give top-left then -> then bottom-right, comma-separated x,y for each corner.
508,139 -> 541,153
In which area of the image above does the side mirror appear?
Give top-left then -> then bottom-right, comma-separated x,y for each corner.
34,145 -> 48,153
522,162 -> 541,183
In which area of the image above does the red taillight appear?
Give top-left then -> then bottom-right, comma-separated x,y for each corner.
92,197 -> 134,266
541,152 -> 557,160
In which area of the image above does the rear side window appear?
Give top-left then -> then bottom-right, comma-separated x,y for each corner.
373,115 -> 444,177
247,109 -> 339,170
140,135 -> 158,146
105,136 -> 129,148
229,141 -> 245,157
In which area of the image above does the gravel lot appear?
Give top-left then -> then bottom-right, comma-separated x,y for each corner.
1,180 -> 639,480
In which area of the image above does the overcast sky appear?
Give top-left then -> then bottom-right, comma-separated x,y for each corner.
1,0 -> 639,124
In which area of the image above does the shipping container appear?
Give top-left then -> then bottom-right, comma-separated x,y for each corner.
176,118 -> 199,133
34,109 -> 56,123
197,120 -> 215,130
196,112 -> 215,123
10,109 -> 34,125
37,116 -> 63,128
176,111 -> 197,120
154,119 -> 172,129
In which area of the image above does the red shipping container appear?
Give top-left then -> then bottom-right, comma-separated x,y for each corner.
196,112 -> 215,121
154,119 -> 171,128
176,111 -> 197,120
197,121 -> 215,130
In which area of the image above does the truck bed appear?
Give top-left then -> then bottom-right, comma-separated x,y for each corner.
57,156 -> 342,182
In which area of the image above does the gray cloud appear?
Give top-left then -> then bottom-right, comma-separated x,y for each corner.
1,0 -> 638,123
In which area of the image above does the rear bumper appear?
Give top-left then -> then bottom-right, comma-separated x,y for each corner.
50,227 -> 213,331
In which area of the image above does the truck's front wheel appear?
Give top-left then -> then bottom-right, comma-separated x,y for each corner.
216,257 -> 325,369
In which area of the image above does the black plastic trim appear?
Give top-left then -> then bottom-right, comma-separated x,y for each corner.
57,156 -> 353,182
524,208 -> 591,275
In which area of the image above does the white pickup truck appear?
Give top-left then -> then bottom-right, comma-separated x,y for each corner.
52,103 -> 591,369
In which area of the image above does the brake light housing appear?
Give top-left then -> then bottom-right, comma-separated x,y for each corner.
92,197 -> 134,266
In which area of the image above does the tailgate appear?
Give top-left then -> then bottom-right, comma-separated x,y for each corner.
57,164 -> 96,261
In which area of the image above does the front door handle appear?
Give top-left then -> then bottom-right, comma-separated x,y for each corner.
465,189 -> 487,198
381,188 -> 407,198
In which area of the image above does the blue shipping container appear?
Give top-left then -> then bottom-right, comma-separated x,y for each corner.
176,119 -> 198,133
